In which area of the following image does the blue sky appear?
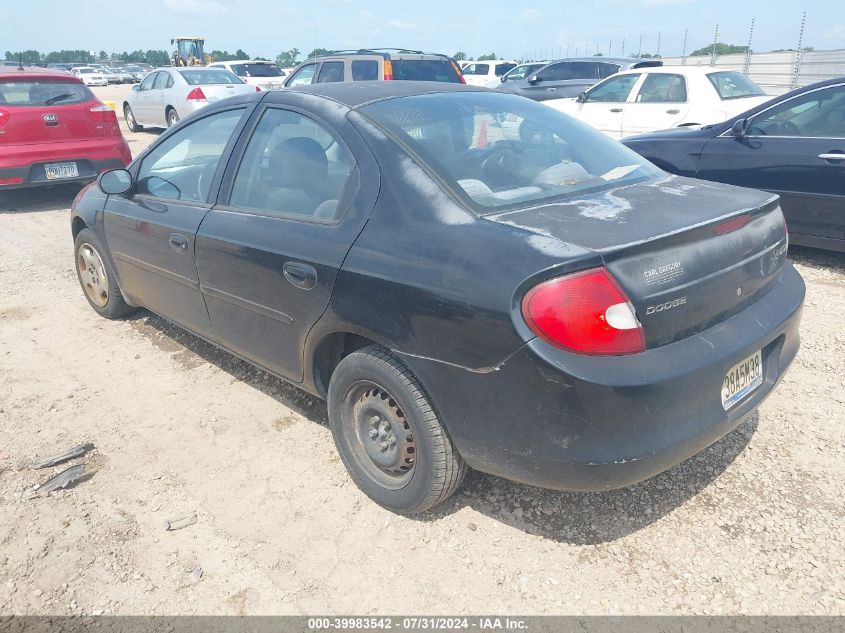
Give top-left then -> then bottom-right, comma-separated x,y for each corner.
3,0 -> 843,60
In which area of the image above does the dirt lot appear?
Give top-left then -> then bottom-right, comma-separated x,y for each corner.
0,85 -> 843,616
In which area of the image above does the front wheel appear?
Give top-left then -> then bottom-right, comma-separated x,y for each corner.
74,229 -> 135,319
124,105 -> 142,133
327,347 -> 467,514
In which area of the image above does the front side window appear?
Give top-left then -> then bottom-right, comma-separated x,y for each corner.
749,86 -> 845,138
136,109 -> 244,202
229,108 -> 355,219
636,74 -> 687,103
707,71 -> 765,100
361,91 -> 660,210
316,61 -> 344,83
586,74 -> 640,103
139,73 -> 157,91
0,79 -> 93,106
352,60 -> 379,81
287,63 -> 317,86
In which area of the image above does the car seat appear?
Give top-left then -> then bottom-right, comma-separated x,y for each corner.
264,136 -> 330,216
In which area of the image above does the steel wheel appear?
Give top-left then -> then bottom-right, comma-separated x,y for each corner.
77,243 -> 109,308
167,109 -> 179,127
343,381 -> 416,490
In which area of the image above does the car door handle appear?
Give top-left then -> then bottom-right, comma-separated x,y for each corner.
283,262 -> 317,290
168,233 -> 188,252
666,108 -> 680,114
818,153 -> 845,161
610,108 -> 623,113
546,87 -> 557,92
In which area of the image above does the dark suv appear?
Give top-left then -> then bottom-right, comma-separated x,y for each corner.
284,49 -> 464,86
497,57 -> 663,101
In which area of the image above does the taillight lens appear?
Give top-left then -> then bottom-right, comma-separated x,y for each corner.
90,103 -> 117,122
383,60 -> 393,81
522,268 -> 645,355
186,87 -> 207,101
255,86 -> 262,92
713,213 -> 751,235
452,61 -> 466,84
0,109 -> 9,128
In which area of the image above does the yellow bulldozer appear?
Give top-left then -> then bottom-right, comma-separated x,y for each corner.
171,37 -> 213,66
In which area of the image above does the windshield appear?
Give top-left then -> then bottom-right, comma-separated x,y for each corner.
0,79 -> 94,106
362,91 -> 661,210
707,71 -> 766,100
231,63 -> 283,77
178,69 -> 243,85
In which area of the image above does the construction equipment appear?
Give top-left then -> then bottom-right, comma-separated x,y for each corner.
171,37 -> 212,67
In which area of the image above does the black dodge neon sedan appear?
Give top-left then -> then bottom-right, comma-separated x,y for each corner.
70,82 -> 805,514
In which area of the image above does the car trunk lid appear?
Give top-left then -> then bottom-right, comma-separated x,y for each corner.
190,83 -> 255,103
488,174 -> 788,348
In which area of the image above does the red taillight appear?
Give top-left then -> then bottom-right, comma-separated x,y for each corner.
452,61 -> 466,84
383,59 -> 393,81
522,268 -> 645,355
0,109 -> 9,128
255,86 -> 262,92
90,103 -> 118,123
186,87 -> 207,101
0,177 -> 24,185
713,213 -> 751,235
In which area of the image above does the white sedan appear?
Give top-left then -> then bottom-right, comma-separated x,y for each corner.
72,67 -> 108,87
545,66 -> 773,139
207,60 -> 286,91
122,67 -> 257,131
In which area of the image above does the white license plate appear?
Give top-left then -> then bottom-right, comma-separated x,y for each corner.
45,162 -> 79,180
721,350 -> 763,410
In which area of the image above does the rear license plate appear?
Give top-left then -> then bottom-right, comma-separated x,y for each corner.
45,162 -> 79,180
721,350 -> 763,410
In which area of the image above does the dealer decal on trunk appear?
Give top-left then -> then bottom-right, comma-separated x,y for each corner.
643,261 -> 684,286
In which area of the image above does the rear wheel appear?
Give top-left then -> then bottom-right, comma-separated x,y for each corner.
327,346 -> 467,514
74,229 -> 135,319
166,108 -> 179,128
124,105 -> 142,133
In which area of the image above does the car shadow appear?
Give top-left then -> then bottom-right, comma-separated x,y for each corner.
789,245 -> 845,273
0,184 -> 86,214
130,310 -> 757,545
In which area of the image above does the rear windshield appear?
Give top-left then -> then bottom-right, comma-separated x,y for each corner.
178,69 -> 243,85
707,71 -> 766,100
0,79 -> 93,107
231,63 -> 283,78
391,59 -> 462,83
361,91 -> 660,211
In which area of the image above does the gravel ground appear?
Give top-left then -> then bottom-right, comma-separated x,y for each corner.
0,86 -> 843,615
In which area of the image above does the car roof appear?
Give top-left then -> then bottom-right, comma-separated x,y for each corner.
613,65 -> 733,76
212,59 -> 273,65
277,81 -> 488,109
0,66 -> 84,81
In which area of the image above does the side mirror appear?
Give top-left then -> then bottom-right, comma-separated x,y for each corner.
500,75 -> 506,83
731,118 -> 749,137
576,91 -> 588,103
98,169 -> 133,195
132,84 -> 140,91
527,75 -> 541,85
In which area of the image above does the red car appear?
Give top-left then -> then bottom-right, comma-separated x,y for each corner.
0,67 -> 131,189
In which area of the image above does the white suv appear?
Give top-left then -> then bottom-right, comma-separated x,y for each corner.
207,60 -> 286,91
460,60 -> 518,87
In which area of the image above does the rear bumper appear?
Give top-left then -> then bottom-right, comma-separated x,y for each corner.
0,139 -> 130,189
400,262 -> 805,491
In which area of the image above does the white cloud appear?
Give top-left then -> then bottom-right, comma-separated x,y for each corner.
386,19 -> 417,30
641,0 -> 692,6
521,8 -> 539,20
163,0 -> 226,15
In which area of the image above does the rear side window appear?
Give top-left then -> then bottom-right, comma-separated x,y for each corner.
495,63 -> 517,77
707,71 -> 766,100
178,69 -> 242,85
391,59 -> 463,83
636,74 -> 687,103
352,60 -> 379,81
316,61 -> 345,83
463,64 -> 489,76
0,79 -> 93,107
137,109 -> 244,202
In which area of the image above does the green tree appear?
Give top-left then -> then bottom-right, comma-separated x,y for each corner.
98,50 -> 108,60
477,52 -> 497,61
275,48 -> 300,67
145,49 -> 170,66
43,50 -> 92,63
307,48 -> 331,59
690,42 -> 749,57
4,50 -> 42,65
234,49 -> 249,59
452,51 -> 467,61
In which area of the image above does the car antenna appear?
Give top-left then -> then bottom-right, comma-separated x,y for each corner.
18,54 -> 24,70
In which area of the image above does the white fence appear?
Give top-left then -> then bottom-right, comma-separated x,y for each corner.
660,49 -> 845,95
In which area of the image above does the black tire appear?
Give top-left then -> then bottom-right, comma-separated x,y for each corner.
124,104 -> 142,133
73,229 -> 135,319
166,108 -> 179,128
327,346 -> 467,514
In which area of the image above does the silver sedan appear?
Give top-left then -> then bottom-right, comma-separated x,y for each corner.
122,67 -> 256,131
